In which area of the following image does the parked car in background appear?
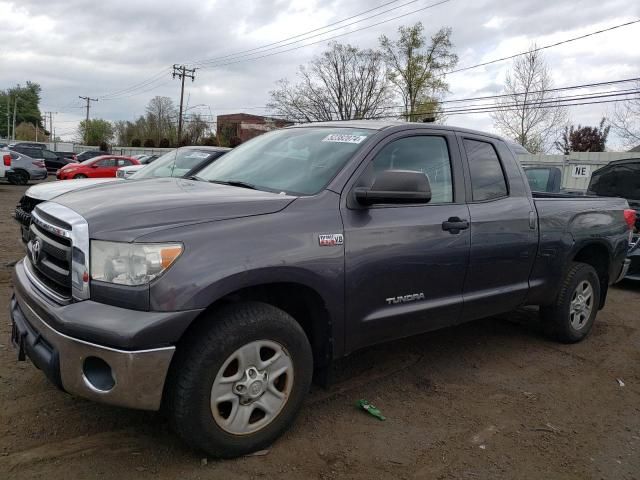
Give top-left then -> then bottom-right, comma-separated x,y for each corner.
56,155 -> 139,180
56,151 -> 77,161
14,146 -> 230,249
117,147 -> 228,179
5,151 -> 47,185
76,150 -> 107,162
9,145 -> 76,173
1,149 -> 11,179
587,158 -> 640,280
9,141 -> 47,150
10,122 -> 634,458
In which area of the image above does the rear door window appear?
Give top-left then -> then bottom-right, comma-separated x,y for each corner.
464,139 -> 508,201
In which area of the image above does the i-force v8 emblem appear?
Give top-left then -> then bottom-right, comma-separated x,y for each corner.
318,234 -> 344,246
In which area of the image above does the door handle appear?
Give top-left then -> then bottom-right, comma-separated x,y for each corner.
442,217 -> 469,234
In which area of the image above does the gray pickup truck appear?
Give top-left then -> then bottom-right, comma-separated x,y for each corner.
10,121 -> 634,457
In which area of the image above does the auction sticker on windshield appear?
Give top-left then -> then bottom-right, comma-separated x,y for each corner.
322,134 -> 368,144
185,152 -> 210,159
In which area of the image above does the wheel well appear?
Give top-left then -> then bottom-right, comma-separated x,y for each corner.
573,243 -> 609,308
185,283 -> 333,370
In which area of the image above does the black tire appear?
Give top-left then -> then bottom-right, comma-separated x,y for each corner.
73,174 -> 88,179
8,170 -> 29,185
540,262 -> 601,343
165,301 -> 313,458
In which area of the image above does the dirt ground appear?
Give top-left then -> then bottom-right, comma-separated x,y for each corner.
0,179 -> 639,480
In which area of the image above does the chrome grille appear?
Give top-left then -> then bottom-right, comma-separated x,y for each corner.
27,204 -> 90,303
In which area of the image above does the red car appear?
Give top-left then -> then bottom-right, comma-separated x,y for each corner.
56,155 -> 140,180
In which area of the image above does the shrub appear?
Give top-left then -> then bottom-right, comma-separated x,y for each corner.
131,138 -> 141,147
143,139 -> 155,148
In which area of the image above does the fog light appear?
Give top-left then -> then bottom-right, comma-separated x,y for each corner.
82,356 -> 115,392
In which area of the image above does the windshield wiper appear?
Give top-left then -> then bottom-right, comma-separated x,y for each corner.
209,179 -> 257,190
185,175 -> 205,181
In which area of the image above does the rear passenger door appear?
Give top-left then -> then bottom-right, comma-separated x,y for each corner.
92,158 -> 117,177
459,135 -> 538,321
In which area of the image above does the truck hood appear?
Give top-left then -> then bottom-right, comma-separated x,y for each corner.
51,177 -> 297,241
26,178 -> 121,201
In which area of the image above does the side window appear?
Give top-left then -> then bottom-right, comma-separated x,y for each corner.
465,139 -> 508,201
43,150 -> 57,159
96,158 -> 116,167
117,159 -> 130,167
370,136 -> 453,203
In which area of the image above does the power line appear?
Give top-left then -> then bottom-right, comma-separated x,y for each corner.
448,19 -> 640,75
190,0 -> 432,68
196,0 -> 451,71
94,0 -> 444,101
99,67 -> 172,100
210,76 -> 640,113
186,0 -> 410,66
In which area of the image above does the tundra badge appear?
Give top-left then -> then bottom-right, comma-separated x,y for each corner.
386,293 -> 425,305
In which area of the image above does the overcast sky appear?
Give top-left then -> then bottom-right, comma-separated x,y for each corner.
1,0 -> 638,148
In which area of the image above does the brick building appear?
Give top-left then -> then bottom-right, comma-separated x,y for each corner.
216,113 -> 293,144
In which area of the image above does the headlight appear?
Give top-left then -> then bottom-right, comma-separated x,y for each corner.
90,240 -> 183,286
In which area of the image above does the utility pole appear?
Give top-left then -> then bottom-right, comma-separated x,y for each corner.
5,96 -> 9,141
12,97 -> 18,141
172,65 -> 196,145
78,96 -> 98,145
43,111 -> 57,142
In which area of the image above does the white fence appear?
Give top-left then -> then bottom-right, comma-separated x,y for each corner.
517,152 -> 639,191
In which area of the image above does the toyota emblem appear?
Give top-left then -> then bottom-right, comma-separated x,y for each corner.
31,238 -> 42,264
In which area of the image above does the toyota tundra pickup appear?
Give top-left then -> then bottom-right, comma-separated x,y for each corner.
10,121 -> 635,458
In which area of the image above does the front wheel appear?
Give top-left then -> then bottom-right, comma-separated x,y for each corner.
540,262 -> 601,343
8,170 -> 29,185
165,302 -> 313,458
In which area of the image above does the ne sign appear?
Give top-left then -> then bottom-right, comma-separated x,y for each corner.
571,165 -> 591,178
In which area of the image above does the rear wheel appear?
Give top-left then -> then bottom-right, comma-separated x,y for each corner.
73,173 -> 87,179
166,302 -> 313,458
8,169 -> 29,185
540,262 -> 601,343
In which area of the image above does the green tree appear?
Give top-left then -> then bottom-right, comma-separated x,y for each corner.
77,119 -> 114,146
379,24 -> 458,122
0,82 -> 44,138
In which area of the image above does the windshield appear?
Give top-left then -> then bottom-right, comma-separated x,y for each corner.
131,148 -> 213,179
197,127 -> 375,195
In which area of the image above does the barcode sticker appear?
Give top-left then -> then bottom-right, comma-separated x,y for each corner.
322,134 -> 367,144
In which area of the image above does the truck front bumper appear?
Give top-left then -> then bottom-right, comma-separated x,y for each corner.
9,259 -> 203,411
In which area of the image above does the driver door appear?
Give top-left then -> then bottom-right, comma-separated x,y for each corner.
342,131 -> 470,352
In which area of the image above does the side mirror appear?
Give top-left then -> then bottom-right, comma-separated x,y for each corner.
354,170 -> 431,206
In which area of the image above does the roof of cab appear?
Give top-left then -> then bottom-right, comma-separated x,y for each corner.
288,119 -> 504,140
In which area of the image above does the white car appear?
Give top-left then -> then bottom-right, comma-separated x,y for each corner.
116,164 -> 145,178
117,154 -> 160,178
1,149 -> 12,179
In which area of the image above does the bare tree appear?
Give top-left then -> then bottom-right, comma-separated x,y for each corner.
610,80 -> 640,149
268,42 -> 392,122
379,23 -> 457,122
145,96 -> 177,145
491,47 -> 567,153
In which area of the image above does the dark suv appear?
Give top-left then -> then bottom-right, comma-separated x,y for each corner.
10,145 -> 76,173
